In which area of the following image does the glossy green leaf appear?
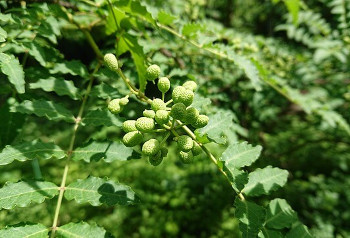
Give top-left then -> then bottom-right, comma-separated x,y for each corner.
235,198 -> 266,238
65,176 -> 139,206
182,23 -> 202,37
0,181 -> 59,209
221,142 -> 262,169
258,228 -> 283,238
10,99 -> 75,123
242,166 -> 289,196
286,222 -> 313,238
90,83 -> 121,99
49,60 -> 88,77
29,77 -> 80,100
0,223 -> 49,238
115,0 -> 156,26
0,26 -> 7,42
265,199 -> 298,229
0,53 -> 25,94
191,94 -> 211,111
158,11 -> 177,25
0,140 -> 65,166
56,222 -> 108,238
23,41 -> 61,67
82,109 -> 124,127
72,141 -> 134,163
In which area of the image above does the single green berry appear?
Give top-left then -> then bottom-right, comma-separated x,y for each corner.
179,150 -> 193,164
172,86 -> 194,106
108,99 -> 122,114
142,139 -> 160,156
119,96 -> 129,106
149,151 -> 163,166
183,107 -> 199,124
193,115 -> 209,128
122,120 -> 137,133
170,103 -> 186,120
104,53 -> 118,72
158,77 -> 170,93
136,117 -> 155,132
122,131 -> 143,147
143,109 -> 155,118
151,98 -> 166,111
177,135 -> 193,152
192,142 -> 202,156
183,81 -> 197,91
145,64 -> 161,81
155,110 -> 170,125
161,147 -> 168,157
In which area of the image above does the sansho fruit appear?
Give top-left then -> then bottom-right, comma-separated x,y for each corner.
104,53 -> 118,72
155,110 -> 170,125
142,139 -> 160,156
183,81 -> 197,92
136,117 -> 155,132
193,115 -> 209,128
122,120 -> 137,133
183,107 -> 199,124
108,99 -> 122,114
151,98 -> 166,111
119,96 -> 129,106
177,135 -> 193,152
179,151 -> 193,164
172,86 -> 194,106
170,103 -> 186,120
145,64 -> 161,81
192,142 -> 202,156
143,109 -> 155,118
149,151 -> 163,166
158,77 -> 170,93
122,131 -> 143,147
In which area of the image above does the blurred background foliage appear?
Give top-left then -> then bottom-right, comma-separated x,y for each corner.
0,0 -> 349,237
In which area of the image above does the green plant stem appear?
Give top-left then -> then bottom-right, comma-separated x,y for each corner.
82,30 -> 104,60
50,63 -> 101,237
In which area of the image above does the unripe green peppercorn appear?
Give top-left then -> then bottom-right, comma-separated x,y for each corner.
119,96 -> 129,106
145,64 -> 161,81
172,86 -> 194,106
104,53 -> 118,72
122,131 -> 143,147
151,98 -> 166,111
108,99 -> 122,114
193,115 -> 209,128
179,151 -> 193,164
142,139 -> 160,156
192,142 -> 202,156
183,107 -> 199,124
177,135 -> 193,152
143,109 -> 155,118
149,151 -> 163,166
122,120 -> 137,132
183,81 -> 197,91
170,103 -> 186,120
155,110 -> 170,125
158,77 -> 170,93
136,117 -> 155,132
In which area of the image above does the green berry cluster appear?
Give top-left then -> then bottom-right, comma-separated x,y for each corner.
110,63 -> 209,166
107,96 -> 129,114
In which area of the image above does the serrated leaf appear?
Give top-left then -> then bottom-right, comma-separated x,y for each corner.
49,60 -> 88,77
226,168 -> 249,192
0,53 -> 25,94
65,176 -> 138,206
191,94 -> 211,111
286,222 -> 313,238
265,199 -> 298,229
90,83 -> 122,99
158,11 -> 177,25
242,166 -> 289,196
56,222 -> 108,238
0,140 -> 65,166
0,181 -> 58,209
197,111 -> 234,144
72,141 -> 134,163
235,198 -> 266,238
10,99 -> 75,123
221,142 -> 262,169
0,26 -> 7,42
182,23 -> 202,37
23,41 -> 61,67
258,228 -> 283,238
115,0 -> 156,26
82,109 -> 123,127
0,223 -> 49,238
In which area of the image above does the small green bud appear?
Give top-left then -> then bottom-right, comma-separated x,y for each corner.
142,139 -> 160,156
104,53 -> 118,72
136,117 -> 155,132
193,115 -> 209,128
183,107 -> 199,124
170,103 -> 186,120
183,81 -> 197,91
151,98 -> 166,111
122,120 -> 137,133
108,99 -> 122,114
119,96 -> 129,106
177,135 -> 193,152
155,110 -> 170,125
192,142 -> 202,156
158,77 -> 170,93
172,86 -> 194,106
179,151 -> 193,164
145,64 -> 161,81
122,131 -> 143,147
149,151 -> 163,166
143,109 -> 155,118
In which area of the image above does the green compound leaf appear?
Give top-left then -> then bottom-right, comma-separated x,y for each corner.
158,11 -> 177,25
0,223 -> 49,238
0,53 -> 25,94
235,198 -> 266,238
286,222 -> 313,238
197,111 -> 234,144
191,94 -> 211,111
23,41 -> 61,67
242,166 -> 289,196
10,99 -> 75,123
49,60 -> 88,77
82,109 -> 124,127
265,199 -> 298,229
29,77 -> 80,100
56,222 -> 109,238
0,26 -> 7,42
64,176 -> 139,206
0,140 -> 66,166
0,181 -> 59,210
258,228 -> 283,238
90,83 -> 122,99
220,142 -> 262,169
